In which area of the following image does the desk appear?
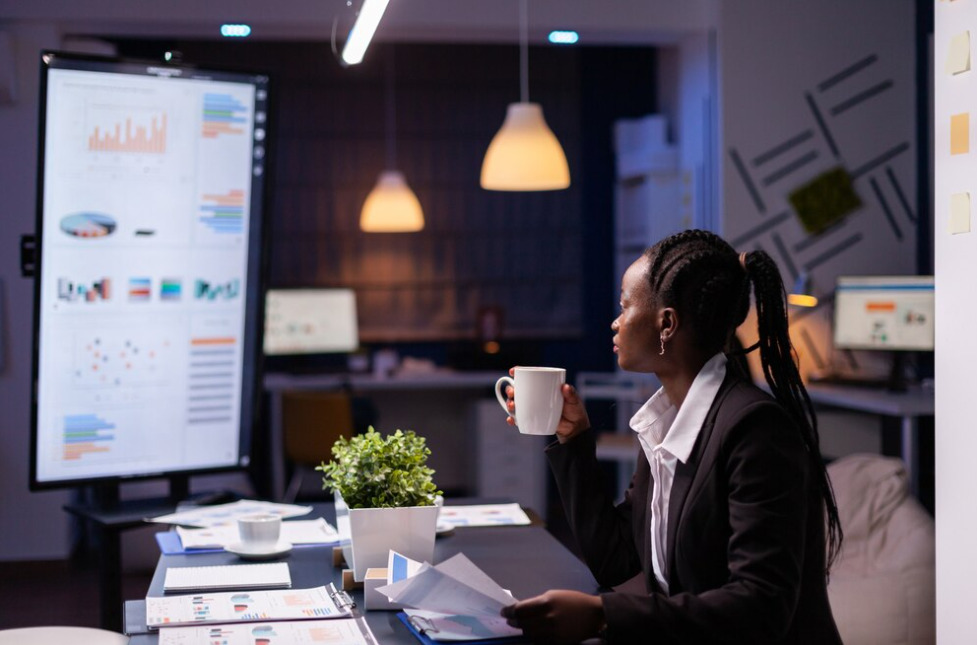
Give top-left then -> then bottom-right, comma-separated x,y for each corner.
124,502 -> 598,644
806,383 -> 934,494
264,371 -> 501,500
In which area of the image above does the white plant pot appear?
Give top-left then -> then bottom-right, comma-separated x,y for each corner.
334,491 -> 440,582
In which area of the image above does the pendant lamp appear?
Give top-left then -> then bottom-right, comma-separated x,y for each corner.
360,50 -> 425,232
480,0 -> 570,191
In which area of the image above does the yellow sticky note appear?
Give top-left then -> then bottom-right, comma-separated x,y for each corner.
950,192 -> 971,234
947,31 -> 971,75
951,113 -> 970,155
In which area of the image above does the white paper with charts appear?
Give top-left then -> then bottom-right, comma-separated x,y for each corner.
156,618 -> 379,645
148,499 -> 312,527
377,553 -> 523,641
146,585 -> 350,629
176,518 -> 338,549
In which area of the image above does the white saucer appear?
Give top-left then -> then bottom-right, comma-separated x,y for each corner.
436,521 -> 455,536
225,539 -> 293,560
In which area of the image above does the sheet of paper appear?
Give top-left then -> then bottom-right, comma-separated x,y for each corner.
436,504 -> 531,528
404,609 -> 523,642
388,550 -> 425,583
947,31 -> 971,75
163,563 -> 291,592
146,585 -> 348,628
177,518 -> 339,549
157,618 -> 379,645
377,553 -> 515,617
950,192 -> 972,234
149,500 -> 312,527
951,112 -> 970,155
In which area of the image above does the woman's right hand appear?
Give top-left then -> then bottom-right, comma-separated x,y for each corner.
504,368 -> 591,443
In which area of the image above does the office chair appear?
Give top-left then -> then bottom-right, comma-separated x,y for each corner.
0,627 -> 128,644
281,390 -> 354,503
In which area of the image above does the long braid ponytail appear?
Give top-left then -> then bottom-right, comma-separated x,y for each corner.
743,250 -> 843,571
645,230 -> 842,573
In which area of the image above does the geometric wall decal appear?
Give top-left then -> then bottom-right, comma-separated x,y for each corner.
788,166 -> 863,235
951,112 -> 970,155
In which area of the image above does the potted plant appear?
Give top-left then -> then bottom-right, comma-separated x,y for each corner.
317,426 -> 443,582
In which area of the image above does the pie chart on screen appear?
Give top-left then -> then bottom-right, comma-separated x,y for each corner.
60,212 -> 117,238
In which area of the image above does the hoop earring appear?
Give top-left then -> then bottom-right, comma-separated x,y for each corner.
659,335 -> 666,356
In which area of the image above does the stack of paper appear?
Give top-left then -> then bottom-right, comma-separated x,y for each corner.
157,619 -> 378,645
147,585 -> 349,629
377,553 -> 523,642
175,518 -> 339,550
149,499 -> 313,528
436,504 -> 531,529
163,563 -> 292,592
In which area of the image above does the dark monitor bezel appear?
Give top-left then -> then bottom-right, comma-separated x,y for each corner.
29,50 -> 273,491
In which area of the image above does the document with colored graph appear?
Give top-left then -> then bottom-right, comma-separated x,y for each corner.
146,585 -> 351,629
157,618 -> 379,645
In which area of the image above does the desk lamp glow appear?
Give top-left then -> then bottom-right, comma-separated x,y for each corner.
480,0 -> 570,191
788,272 -> 819,308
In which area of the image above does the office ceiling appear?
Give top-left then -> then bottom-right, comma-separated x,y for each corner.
1,0 -> 718,45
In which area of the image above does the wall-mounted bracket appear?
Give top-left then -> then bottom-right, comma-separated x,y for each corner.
20,234 -> 36,277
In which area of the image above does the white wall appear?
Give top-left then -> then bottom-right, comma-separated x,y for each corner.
719,0 -> 918,382
933,1 -> 977,639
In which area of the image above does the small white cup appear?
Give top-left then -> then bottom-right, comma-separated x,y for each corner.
495,367 -> 566,435
238,514 -> 281,548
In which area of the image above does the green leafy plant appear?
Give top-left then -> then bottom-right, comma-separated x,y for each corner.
316,426 -> 442,509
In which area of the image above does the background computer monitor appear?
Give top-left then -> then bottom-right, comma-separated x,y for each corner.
30,51 -> 271,492
833,275 -> 935,351
832,275 -> 934,391
263,288 -> 359,356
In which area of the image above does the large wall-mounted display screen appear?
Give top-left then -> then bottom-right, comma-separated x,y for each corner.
30,52 -> 270,489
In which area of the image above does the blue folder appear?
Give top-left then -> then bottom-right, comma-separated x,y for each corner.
396,612 -> 527,645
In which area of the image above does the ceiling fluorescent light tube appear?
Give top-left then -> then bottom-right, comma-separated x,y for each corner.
342,0 -> 390,66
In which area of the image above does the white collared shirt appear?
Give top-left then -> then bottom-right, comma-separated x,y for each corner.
629,353 -> 727,594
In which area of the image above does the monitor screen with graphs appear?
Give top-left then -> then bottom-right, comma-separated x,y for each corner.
263,289 -> 359,356
30,52 -> 271,489
833,275 -> 935,351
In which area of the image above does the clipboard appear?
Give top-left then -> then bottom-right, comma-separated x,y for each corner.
396,612 -> 526,644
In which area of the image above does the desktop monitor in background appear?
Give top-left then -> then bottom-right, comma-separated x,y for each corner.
263,289 -> 359,371
832,275 -> 935,390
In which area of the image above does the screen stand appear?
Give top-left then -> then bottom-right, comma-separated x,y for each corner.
64,475 -> 195,631
887,352 -> 909,393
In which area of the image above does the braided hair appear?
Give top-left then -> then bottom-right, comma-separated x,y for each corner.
644,229 -> 842,572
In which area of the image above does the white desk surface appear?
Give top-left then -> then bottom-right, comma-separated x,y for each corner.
805,383 -> 935,418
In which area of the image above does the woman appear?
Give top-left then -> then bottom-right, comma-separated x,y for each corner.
501,230 -> 843,643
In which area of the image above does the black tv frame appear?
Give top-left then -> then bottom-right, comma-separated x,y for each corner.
29,50 -> 274,500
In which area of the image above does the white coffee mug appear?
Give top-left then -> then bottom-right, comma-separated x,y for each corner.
238,513 -> 281,547
495,367 -> 566,435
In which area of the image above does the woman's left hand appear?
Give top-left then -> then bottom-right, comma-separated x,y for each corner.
501,590 -> 604,644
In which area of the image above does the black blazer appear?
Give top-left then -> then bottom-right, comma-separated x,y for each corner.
546,372 -> 842,644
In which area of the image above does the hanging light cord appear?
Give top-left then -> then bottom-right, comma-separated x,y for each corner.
519,0 -> 529,103
385,49 -> 397,170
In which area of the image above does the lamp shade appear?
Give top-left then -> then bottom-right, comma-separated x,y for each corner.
359,170 -> 424,232
480,102 -> 570,191
787,272 -> 818,308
